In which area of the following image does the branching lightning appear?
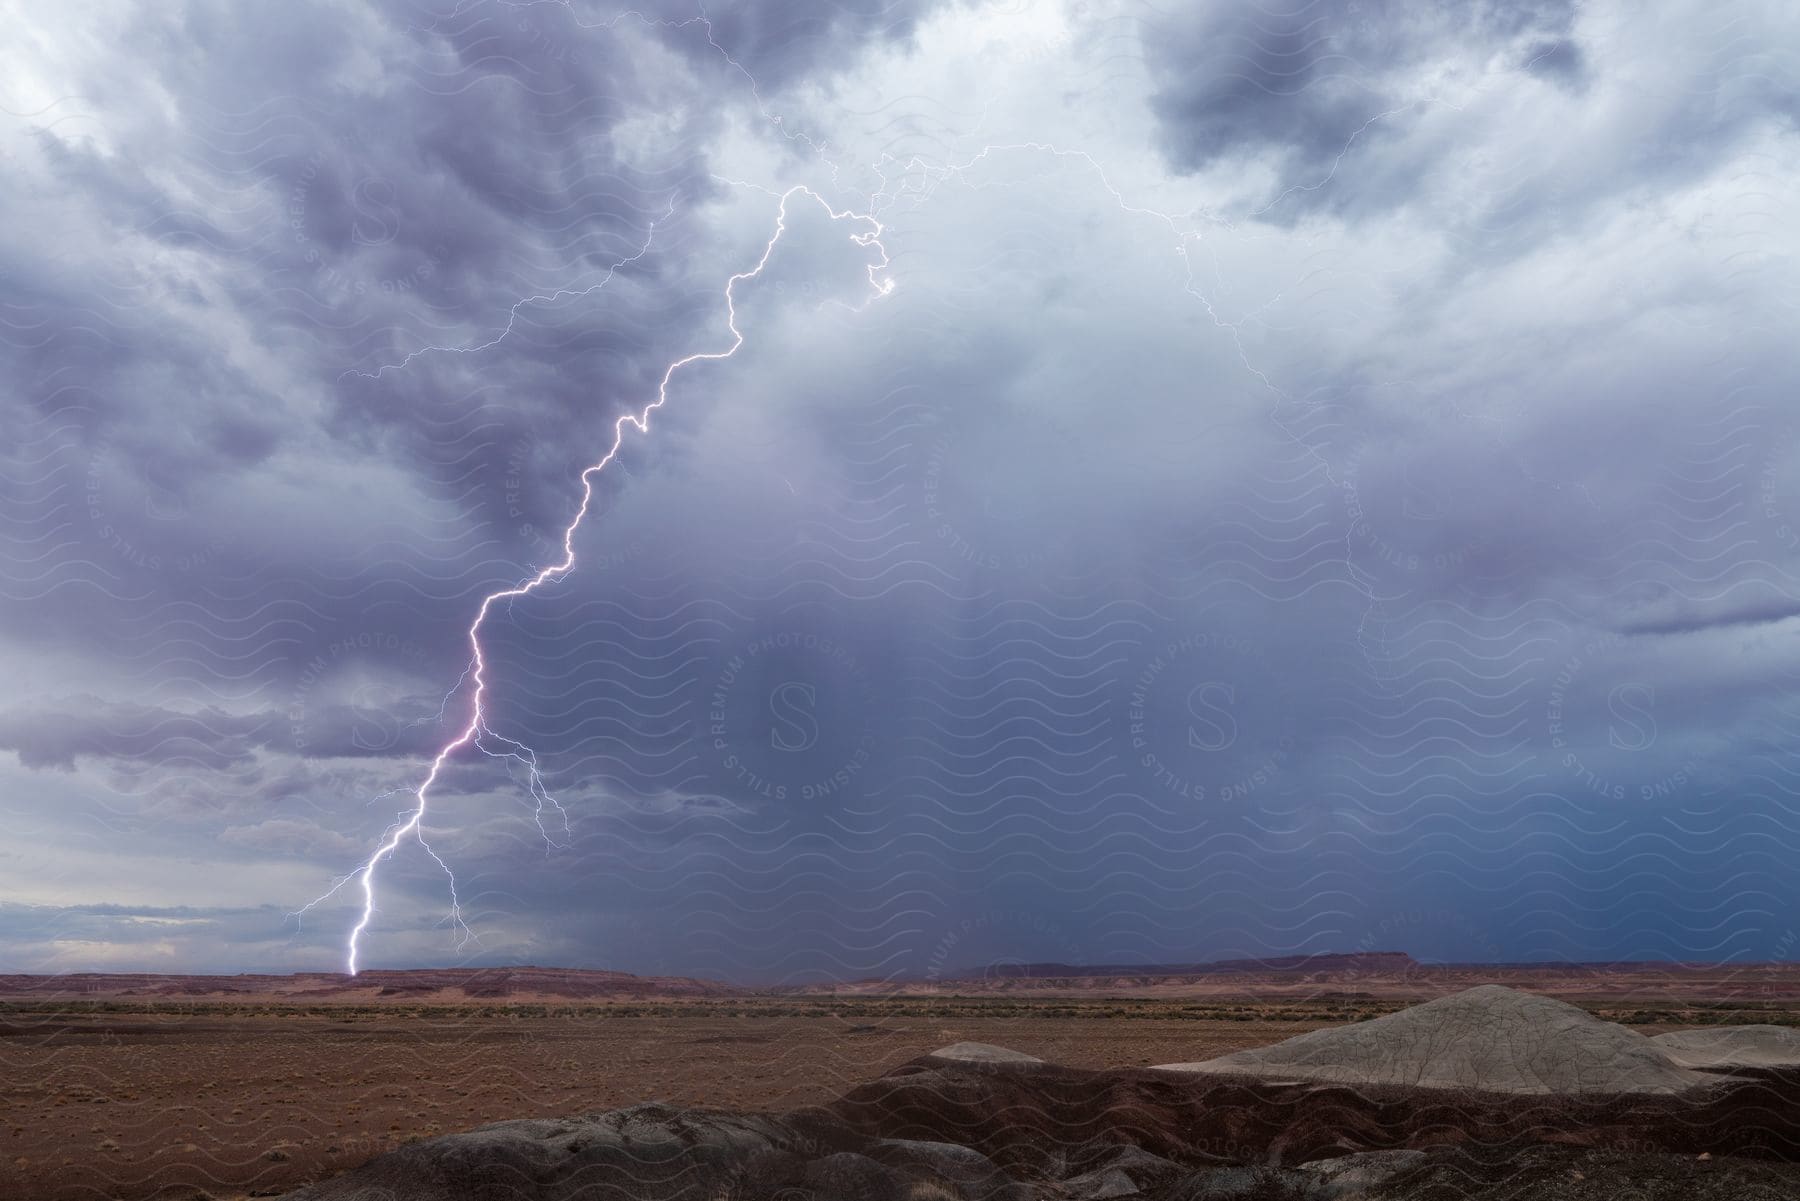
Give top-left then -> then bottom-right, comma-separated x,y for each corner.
345,207 -> 672,381
309,186 -> 890,974
300,2 -> 1406,973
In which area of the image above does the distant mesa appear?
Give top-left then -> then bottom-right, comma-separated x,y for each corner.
1153,984 -> 1713,1096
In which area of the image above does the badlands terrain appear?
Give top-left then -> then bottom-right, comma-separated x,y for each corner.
8,956 -> 1800,1199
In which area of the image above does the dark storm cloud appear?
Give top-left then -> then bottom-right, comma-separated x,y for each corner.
6,0 -> 1800,977
0,0 -> 978,946
1142,0 -> 1577,180
0,0 -> 947,962
641,0 -> 945,88
1136,0 -> 1800,229
1521,36 -> 1585,82
1,0 -> 951,670
1617,598 -> 1800,638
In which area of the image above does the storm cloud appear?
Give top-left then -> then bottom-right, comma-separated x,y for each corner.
3,0 -> 1799,980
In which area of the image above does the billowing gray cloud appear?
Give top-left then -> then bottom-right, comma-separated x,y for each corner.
0,700 -> 284,772
1143,1 -> 1578,177
1138,0 -> 1796,227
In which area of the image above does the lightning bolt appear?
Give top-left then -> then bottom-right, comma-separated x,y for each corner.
310,186 -> 891,974
298,3 -> 1412,972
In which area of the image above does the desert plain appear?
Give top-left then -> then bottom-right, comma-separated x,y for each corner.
8,954 -> 1800,1200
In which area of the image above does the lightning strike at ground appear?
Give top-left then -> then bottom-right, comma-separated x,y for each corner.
300,7 -> 1387,972
312,187 -> 891,974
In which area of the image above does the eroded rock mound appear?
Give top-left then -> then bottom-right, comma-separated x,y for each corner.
1154,985 -> 1712,1096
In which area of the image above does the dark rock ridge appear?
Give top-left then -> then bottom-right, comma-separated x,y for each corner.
279,1104 -> 1036,1201
273,1103 -> 1455,1200
832,1042 -> 1800,1170
279,1089 -> 1800,1199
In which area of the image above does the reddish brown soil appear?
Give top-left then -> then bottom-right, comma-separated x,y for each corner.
1,999 -> 1324,1201
7,962 -> 1800,1201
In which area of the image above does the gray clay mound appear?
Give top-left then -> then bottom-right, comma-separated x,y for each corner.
927,1041 -> 1045,1065
1153,985 -> 1716,1096
1652,1025 -> 1800,1070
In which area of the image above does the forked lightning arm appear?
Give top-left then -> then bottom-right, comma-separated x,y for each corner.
312,187 -> 891,974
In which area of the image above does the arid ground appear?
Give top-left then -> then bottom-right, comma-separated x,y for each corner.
8,960 -> 1800,1200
